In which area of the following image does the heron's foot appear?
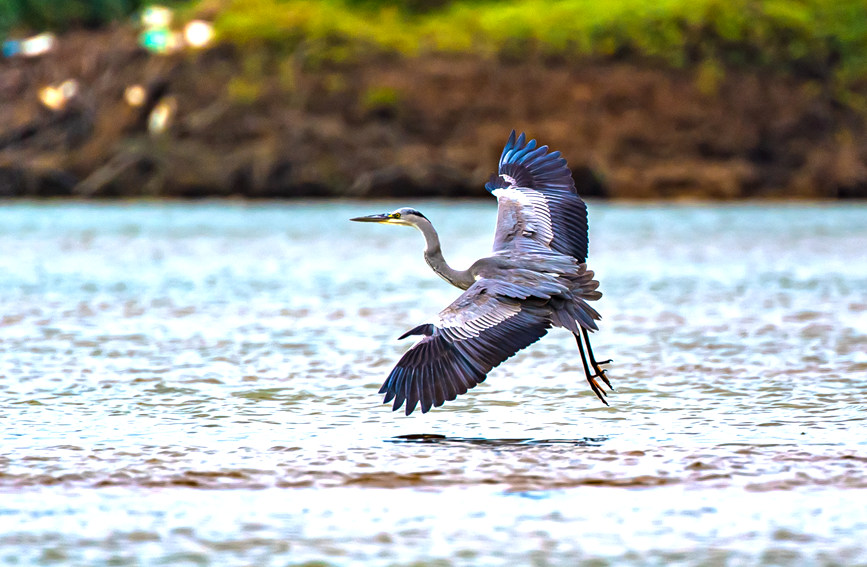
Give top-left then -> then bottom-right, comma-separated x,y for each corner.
586,372 -> 610,406
592,359 -> 613,390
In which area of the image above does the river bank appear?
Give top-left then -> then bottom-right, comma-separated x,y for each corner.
1,27 -> 866,199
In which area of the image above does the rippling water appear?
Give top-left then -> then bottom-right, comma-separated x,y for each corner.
1,201 -> 865,565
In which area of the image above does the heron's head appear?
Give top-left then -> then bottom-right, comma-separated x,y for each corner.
350,207 -> 429,228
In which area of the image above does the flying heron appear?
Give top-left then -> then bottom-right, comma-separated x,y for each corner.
352,131 -> 611,415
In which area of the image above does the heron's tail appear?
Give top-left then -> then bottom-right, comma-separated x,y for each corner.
571,264 -> 602,302
550,264 -> 601,332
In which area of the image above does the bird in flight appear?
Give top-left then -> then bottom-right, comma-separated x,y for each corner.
351,131 -> 611,415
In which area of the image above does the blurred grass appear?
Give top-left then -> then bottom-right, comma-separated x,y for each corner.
209,0 -> 867,86
2,0 -> 865,89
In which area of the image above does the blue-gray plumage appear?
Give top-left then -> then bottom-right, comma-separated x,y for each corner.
351,131 -> 612,415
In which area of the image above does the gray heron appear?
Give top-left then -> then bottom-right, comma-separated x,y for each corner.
352,131 -> 611,415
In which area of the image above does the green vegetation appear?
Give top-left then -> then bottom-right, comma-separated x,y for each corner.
361,85 -> 401,110
2,0 -> 864,89
0,0 -> 194,33
227,76 -> 263,103
210,0 -> 867,85
0,0 -> 138,32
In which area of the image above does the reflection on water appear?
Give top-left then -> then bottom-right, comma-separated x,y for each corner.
388,434 -> 608,446
0,201 -> 866,565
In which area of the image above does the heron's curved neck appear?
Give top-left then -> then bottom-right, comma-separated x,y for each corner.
416,220 -> 474,290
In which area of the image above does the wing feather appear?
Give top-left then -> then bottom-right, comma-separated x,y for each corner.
486,130 -> 589,262
380,279 -> 551,415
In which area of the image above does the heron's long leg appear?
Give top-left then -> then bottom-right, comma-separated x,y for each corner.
581,328 -> 613,389
574,332 -> 608,406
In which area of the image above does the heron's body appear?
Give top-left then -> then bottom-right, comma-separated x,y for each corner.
352,131 -> 612,415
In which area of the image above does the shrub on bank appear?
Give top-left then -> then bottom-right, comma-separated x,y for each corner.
212,0 -> 867,87
3,0 -> 864,89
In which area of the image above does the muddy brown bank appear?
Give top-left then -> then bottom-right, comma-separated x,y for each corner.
1,28 -> 867,199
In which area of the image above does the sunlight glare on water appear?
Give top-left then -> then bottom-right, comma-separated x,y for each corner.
0,201 -> 866,565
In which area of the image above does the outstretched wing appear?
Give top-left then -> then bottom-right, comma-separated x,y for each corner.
486,131 -> 589,262
380,279 -> 551,415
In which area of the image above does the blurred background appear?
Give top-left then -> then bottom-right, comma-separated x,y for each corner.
3,3 -> 867,566
1,0 -> 866,200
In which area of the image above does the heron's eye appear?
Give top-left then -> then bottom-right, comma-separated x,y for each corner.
392,212 -> 401,219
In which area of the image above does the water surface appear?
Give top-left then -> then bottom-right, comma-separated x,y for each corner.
1,201 -> 865,565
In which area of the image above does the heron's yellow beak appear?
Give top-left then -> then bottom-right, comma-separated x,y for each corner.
350,213 -> 400,224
